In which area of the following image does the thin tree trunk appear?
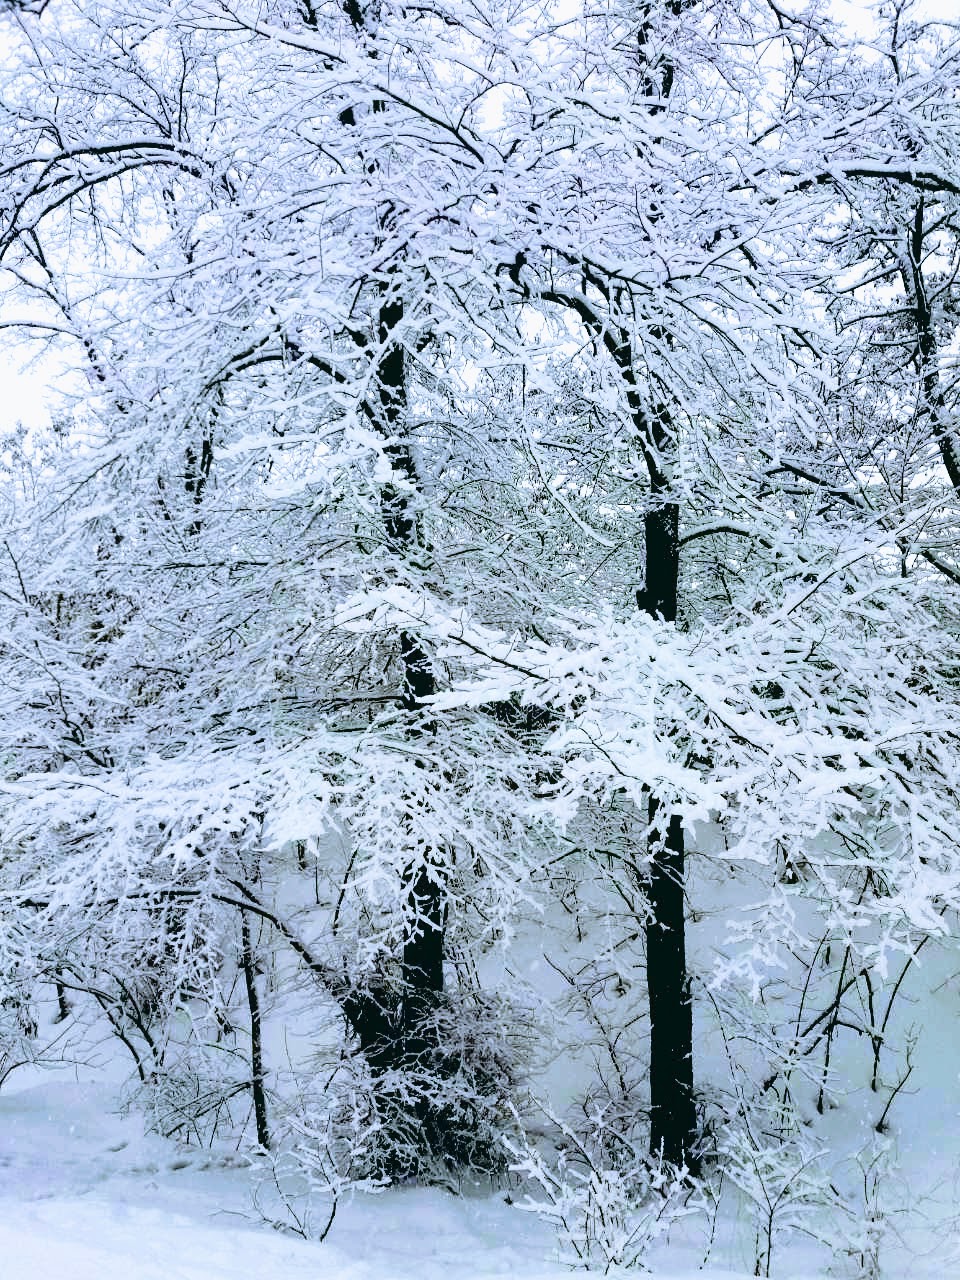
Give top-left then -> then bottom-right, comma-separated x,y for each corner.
240,908 -> 271,1151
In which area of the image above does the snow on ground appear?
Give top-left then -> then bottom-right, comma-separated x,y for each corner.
3,924 -> 960,1280
0,1077 -> 773,1280
3,993 -> 960,1280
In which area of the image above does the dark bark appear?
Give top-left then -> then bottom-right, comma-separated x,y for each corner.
635,407 -> 698,1171
53,979 -> 71,1024
240,908 -> 271,1150
184,433 -> 213,537
346,2 -> 445,1015
536,279 -> 700,1168
338,2 -> 448,1166
904,195 -> 960,495
636,502 -> 679,620
644,801 -> 695,1167
371,289 -> 445,1019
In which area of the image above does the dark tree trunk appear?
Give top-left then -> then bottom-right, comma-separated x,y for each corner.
644,794 -> 696,1167
905,195 -> 960,495
636,419 -> 698,1171
291,0 -> 452,1178
374,292 -> 445,1022
240,908 -> 271,1150
536,309 -> 700,1170
360,159 -> 449,1174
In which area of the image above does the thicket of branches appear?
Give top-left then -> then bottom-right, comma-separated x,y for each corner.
1,0 -> 960,1263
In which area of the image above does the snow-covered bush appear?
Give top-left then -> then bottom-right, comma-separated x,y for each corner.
0,980 -> 38,1090
718,1106 -> 836,1279
253,1078 -> 390,1241
296,985 -> 534,1189
506,1105 -> 705,1270
830,1140 -> 901,1280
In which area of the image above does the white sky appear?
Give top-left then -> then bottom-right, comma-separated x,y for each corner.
3,337 -> 82,435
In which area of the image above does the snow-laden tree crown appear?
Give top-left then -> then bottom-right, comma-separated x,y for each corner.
1,0 -> 959,1255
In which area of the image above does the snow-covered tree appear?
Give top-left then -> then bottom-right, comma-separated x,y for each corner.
2,0 -> 960,1208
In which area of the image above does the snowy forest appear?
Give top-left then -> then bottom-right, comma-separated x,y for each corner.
1,0 -> 960,1275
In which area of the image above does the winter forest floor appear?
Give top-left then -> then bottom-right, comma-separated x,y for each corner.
2,1028 -> 960,1280
0,1075 -> 745,1280
3,847 -> 960,1280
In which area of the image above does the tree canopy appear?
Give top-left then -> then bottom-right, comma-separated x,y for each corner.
1,0 -> 960,1258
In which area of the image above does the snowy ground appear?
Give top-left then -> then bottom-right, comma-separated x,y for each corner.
2,926 -> 960,1278
0,1078 -> 548,1280
1,1043 -> 959,1280
0,1075 -> 771,1280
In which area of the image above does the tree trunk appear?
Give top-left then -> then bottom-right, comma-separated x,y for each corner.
362,188 -> 449,1176
644,794 -> 696,1167
638,483 -> 698,1170
283,0 -> 453,1177
374,289 -> 445,1017
542,322 -> 699,1170
240,908 -> 271,1150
